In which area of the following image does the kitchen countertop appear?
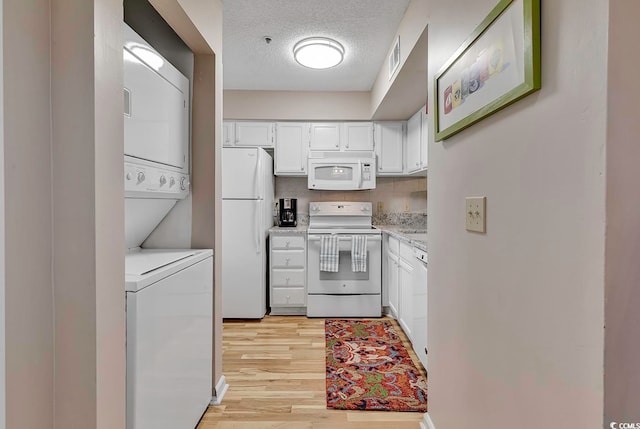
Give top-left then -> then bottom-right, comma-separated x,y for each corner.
268,225 -> 309,234
268,224 -> 427,251
375,225 -> 427,252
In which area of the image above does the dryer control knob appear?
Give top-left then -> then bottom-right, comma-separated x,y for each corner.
126,172 -> 132,181
159,175 -> 167,186
180,177 -> 189,191
137,172 -> 145,183
169,177 -> 176,187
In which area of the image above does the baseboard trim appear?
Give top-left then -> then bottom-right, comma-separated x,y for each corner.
210,375 -> 229,405
420,413 -> 435,429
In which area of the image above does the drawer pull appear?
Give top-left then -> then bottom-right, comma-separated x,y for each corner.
286,241 -> 290,247
286,277 -> 290,284
285,258 -> 290,265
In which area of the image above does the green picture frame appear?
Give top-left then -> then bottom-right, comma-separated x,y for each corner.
434,0 -> 541,141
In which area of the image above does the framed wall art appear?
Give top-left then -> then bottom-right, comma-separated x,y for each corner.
434,0 -> 540,141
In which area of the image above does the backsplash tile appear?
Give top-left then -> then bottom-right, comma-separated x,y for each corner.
372,212 -> 427,229
275,176 -> 427,228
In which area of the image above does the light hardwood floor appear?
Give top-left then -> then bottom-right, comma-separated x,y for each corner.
198,315 -> 427,429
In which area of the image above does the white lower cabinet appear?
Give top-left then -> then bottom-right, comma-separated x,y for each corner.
385,235 -> 400,318
270,232 -> 307,315
398,255 -> 415,342
383,233 -> 427,370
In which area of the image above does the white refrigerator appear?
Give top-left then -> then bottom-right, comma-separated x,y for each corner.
222,147 -> 274,318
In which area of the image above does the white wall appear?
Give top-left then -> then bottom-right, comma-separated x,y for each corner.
604,0 -> 640,423
427,0 -> 607,428
370,0 -> 428,117
147,0 -> 225,395
0,1 -> 5,426
51,0 -> 125,426
3,0 -> 55,426
224,90 -> 371,120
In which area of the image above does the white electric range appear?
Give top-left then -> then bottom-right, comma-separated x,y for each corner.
307,202 -> 382,317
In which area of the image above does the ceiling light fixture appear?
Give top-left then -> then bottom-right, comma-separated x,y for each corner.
293,37 -> 345,69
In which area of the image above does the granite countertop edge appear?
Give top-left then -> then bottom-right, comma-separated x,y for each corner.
268,225 -> 309,234
375,225 -> 428,252
268,224 -> 427,252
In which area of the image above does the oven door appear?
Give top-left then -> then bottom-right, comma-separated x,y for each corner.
307,234 -> 382,294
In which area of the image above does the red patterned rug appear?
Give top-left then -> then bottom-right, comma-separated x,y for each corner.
325,319 -> 428,412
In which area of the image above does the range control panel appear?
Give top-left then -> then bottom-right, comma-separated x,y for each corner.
125,161 -> 189,199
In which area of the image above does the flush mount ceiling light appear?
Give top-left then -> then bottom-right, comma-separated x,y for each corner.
293,37 -> 345,69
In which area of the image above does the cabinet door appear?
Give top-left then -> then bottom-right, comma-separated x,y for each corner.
342,122 -> 373,151
275,122 -> 309,175
374,122 -> 404,175
235,121 -> 274,147
398,258 -> 415,341
413,259 -> 428,370
420,106 -> 428,169
310,123 -> 341,151
406,109 -> 422,173
223,121 -> 235,147
387,252 -> 399,318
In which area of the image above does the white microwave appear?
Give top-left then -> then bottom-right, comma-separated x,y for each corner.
308,153 -> 376,190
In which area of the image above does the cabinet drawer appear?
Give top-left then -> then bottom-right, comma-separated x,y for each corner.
388,236 -> 400,255
272,269 -> 305,287
271,287 -> 306,306
271,235 -> 305,250
271,250 -> 305,268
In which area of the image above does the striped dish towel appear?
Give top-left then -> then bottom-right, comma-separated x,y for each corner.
351,235 -> 368,272
320,235 -> 339,272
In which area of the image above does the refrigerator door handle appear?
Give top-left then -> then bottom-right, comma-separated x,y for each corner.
255,151 -> 262,199
254,201 -> 261,254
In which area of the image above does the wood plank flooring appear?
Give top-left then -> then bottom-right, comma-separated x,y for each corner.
198,315 -> 426,429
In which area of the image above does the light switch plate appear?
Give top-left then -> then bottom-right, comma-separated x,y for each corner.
466,196 -> 486,233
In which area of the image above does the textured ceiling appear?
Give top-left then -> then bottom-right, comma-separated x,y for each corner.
222,0 -> 412,91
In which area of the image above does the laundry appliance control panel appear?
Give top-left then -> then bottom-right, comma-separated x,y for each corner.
125,161 -> 189,199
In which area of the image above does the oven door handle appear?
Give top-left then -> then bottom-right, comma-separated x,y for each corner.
357,160 -> 363,188
308,235 -> 382,242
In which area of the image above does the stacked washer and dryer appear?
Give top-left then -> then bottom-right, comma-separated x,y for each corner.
123,24 -> 213,429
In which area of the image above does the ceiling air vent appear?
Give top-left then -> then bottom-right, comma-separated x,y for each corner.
388,36 -> 400,80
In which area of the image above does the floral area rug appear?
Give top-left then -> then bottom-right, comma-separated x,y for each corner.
325,319 -> 427,412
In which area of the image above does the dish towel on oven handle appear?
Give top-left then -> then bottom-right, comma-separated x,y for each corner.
320,234 -> 339,272
351,235 -> 367,272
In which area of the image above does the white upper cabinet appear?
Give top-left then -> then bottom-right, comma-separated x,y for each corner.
224,121 -> 275,148
420,108 -> 428,169
310,122 -> 373,151
275,122 -> 309,176
342,122 -> 374,151
310,123 -> 341,150
374,122 -> 405,175
406,105 -> 428,174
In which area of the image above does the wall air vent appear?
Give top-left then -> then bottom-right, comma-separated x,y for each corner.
388,36 -> 400,80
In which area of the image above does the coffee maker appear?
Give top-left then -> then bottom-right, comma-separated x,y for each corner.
278,198 -> 297,227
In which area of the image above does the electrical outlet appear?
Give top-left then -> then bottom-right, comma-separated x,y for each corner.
465,196 -> 486,233
377,201 -> 384,212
